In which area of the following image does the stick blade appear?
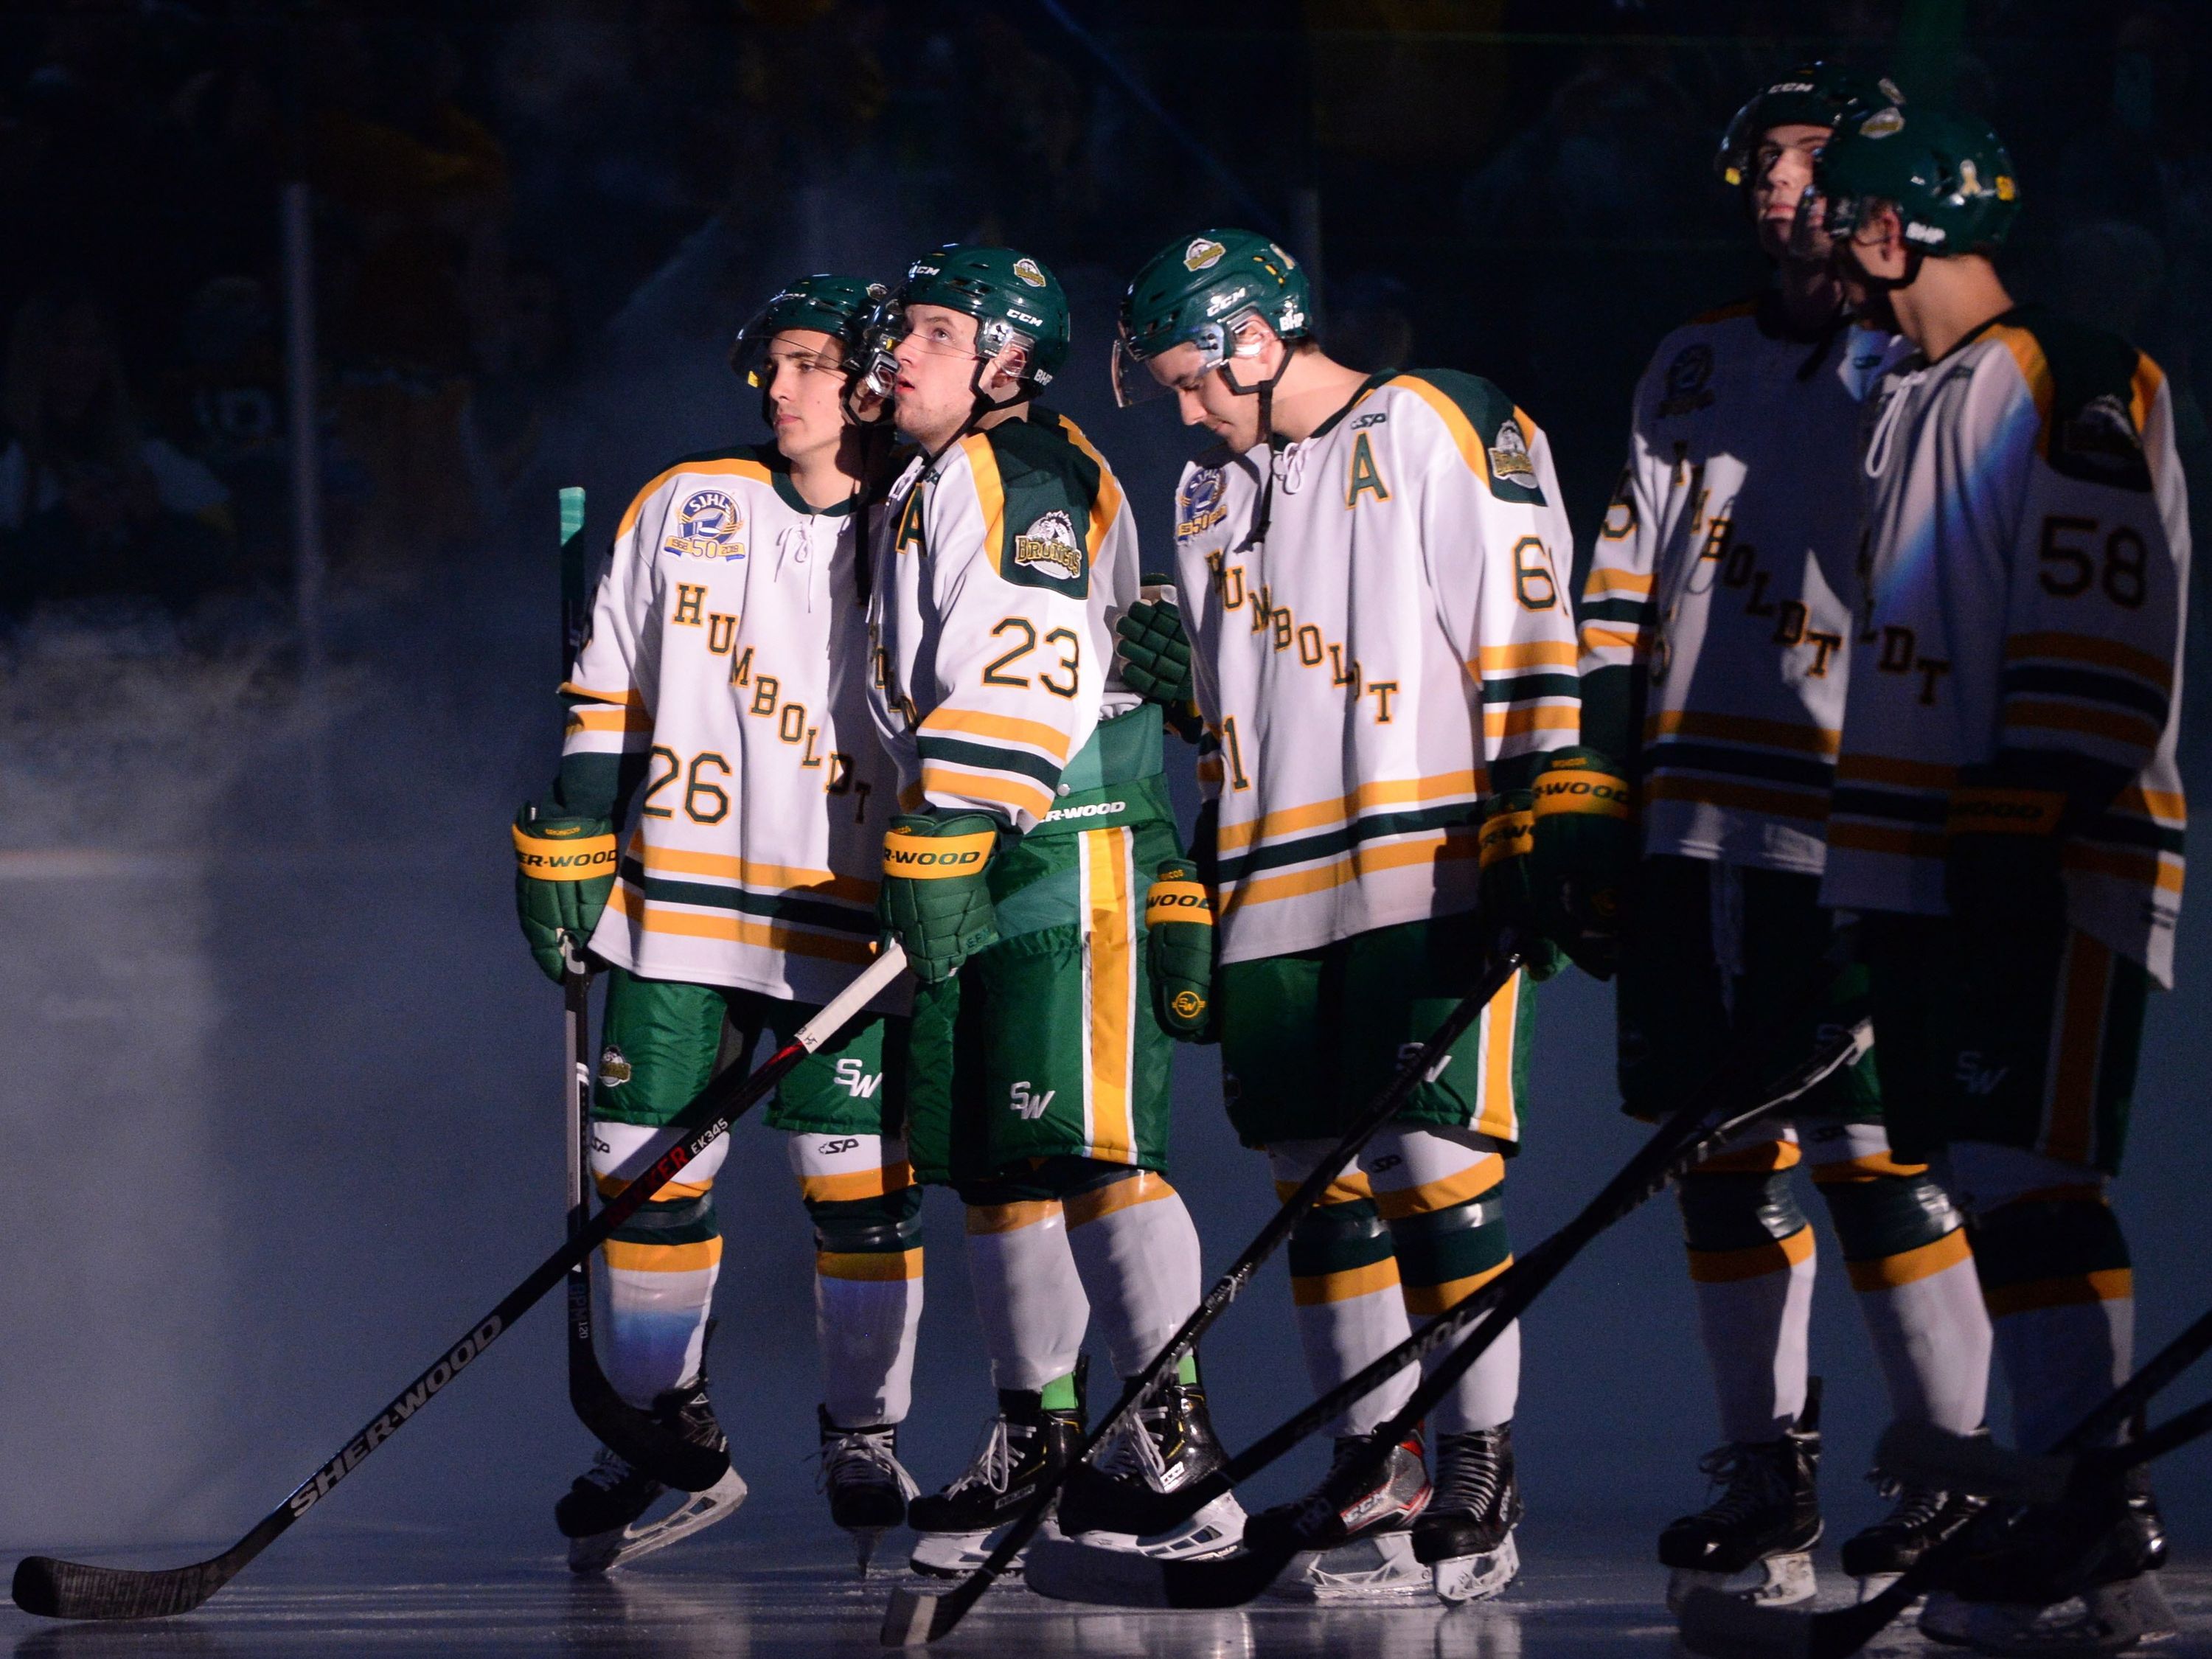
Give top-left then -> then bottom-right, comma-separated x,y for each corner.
878,1582 -> 942,1646
13,1554 -> 229,1621
1675,1586 -> 1815,1659
1024,1537 -> 1175,1608
1875,1419 -> 2071,1505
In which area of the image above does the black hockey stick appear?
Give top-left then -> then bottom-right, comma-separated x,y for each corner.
878,939 -> 1531,1645
11,944 -> 910,1622
561,952 -> 731,1490
545,481 -> 724,1486
1676,1301 -> 2212,1658
1026,998 -> 1873,1608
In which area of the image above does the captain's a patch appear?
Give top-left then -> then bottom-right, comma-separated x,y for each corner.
1013,509 -> 1082,581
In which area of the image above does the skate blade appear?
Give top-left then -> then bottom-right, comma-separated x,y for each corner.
1074,1493 -> 1246,1562
849,1526 -> 891,1578
566,1467 -> 749,1574
905,1520 -> 1057,1582
1960,1575 -> 2180,1656
1433,1531 -> 1520,1604
1666,1551 -> 1815,1616
1853,1570 -> 1904,1604
1267,1532 -> 1433,1603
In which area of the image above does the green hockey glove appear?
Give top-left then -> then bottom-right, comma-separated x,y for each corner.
1944,782 -> 2067,945
1477,790 -> 1562,981
1116,585 -> 1203,741
1530,746 -> 1635,981
513,801 -> 619,984
879,813 -> 1001,984
1144,858 -> 1216,1040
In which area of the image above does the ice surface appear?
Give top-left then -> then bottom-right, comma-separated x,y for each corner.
3,1519 -> 2207,1658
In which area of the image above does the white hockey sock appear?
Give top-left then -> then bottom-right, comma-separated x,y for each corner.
1064,1172 -> 1203,1377
964,1199 -> 1091,1393
790,1130 -> 924,1427
594,1119 -> 729,1408
1691,1252 -> 1815,1443
1272,1140 -> 1418,1437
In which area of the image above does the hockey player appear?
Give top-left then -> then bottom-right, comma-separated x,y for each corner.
1579,66 -> 1997,1611
514,275 -> 923,1569
860,246 -> 1238,1576
1815,108 -> 2187,1652
1111,228 -> 1599,1602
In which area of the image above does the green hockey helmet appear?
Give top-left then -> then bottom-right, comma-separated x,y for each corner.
729,273 -> 886,421
1113,228 -> 1312,406
1714,62 -> 1905,188
1816,105 -> 2020,257
863,244 -> 1071,399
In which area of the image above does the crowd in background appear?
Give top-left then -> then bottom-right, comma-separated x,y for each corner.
0,0 -> 2205,663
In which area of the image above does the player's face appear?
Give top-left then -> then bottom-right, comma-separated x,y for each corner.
762,328 -> 848,459
1753,122 -> 1832,262
1147,338 -> 1264,452
891,303 -> 985,445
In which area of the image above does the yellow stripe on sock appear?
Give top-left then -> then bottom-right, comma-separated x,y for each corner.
1065,1170 -> 1175,1228
964,1200 -> 1063,1235
1845,1226 -> 1973,1291
1290,1259 -> 1402,1306
1694,1138 -> 1803,1175
1809,1152 -> 1931,1184
1373,1155 -> 1506,1221
595,1172 -> 715,1202
1400,1256 -> 1512,1315
603,1237 -> 723,1273
818,1248 -> 923,1282
799,1162 -> 915,1205
1687,1226 -> 1814,1284
1983,1267 -> 2134,1319
1273,1172 -> 1375,1206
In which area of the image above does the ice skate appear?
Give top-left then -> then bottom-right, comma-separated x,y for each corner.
1922,1466 -> 2173,1652
1843,1472 -> 1986,1601
1262,1427 -> 1434,1603
556,1377 -> 747,1573
1659,1400 -> 1820,1615
1413,1422 -> 1523,1604
818,1405 -> 918,1576
905,1394 -> 1083,1580
1061,1380 -> 1245,1562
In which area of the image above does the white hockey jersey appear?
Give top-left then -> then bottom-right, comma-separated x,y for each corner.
866,408 -> 1143,830
562,445 -> 905,1007
1580,297 -> 1913,873
1820,307 -> 2188,985
1171,370 -> 1582,964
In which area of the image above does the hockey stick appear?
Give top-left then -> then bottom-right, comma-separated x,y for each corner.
560,950 -> 732,1492
1026,1003 -> 1874,1610
1031,924 -> 1871,1554
1676,1301 -> 2212,1658
1878,1397 -> 2212,1509
878,939 -> 1531,1646
11,943 -> 910,1622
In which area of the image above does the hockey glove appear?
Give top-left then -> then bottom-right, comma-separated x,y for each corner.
1944,779 -> 2068,947
879,813 -> 1001,984
1116,585 -> 1203,742
1477,790 -> 1563,982
1530,746 -> 1635,981
1144,858 -> 1216,1041
513,801 -> 619,983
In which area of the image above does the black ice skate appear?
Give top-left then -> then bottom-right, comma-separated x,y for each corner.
818,1405 -> 919,1576
1413,1422 -> 1525,1604
1059,1380 -> 1245,1562
1659,1385 -> 1821,1614
1840,1470 -> 1986,1601
905,1388 -> 1084,1580
1919,1464 -> 2174,1652
556,1377 -> 748,1574
1256,1427 -> 1434,1603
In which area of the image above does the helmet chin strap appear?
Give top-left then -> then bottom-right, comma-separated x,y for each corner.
1218,341 -> 1297,552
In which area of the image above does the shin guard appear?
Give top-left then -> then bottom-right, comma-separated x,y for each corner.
1064,1170 -> 1203,1377
594,1119 -> 729,1407
790,1130 -> 924,1427
1677,1136 -> 1815,1444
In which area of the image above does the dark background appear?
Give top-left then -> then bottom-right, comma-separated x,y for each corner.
1,0 -> 2207,1582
